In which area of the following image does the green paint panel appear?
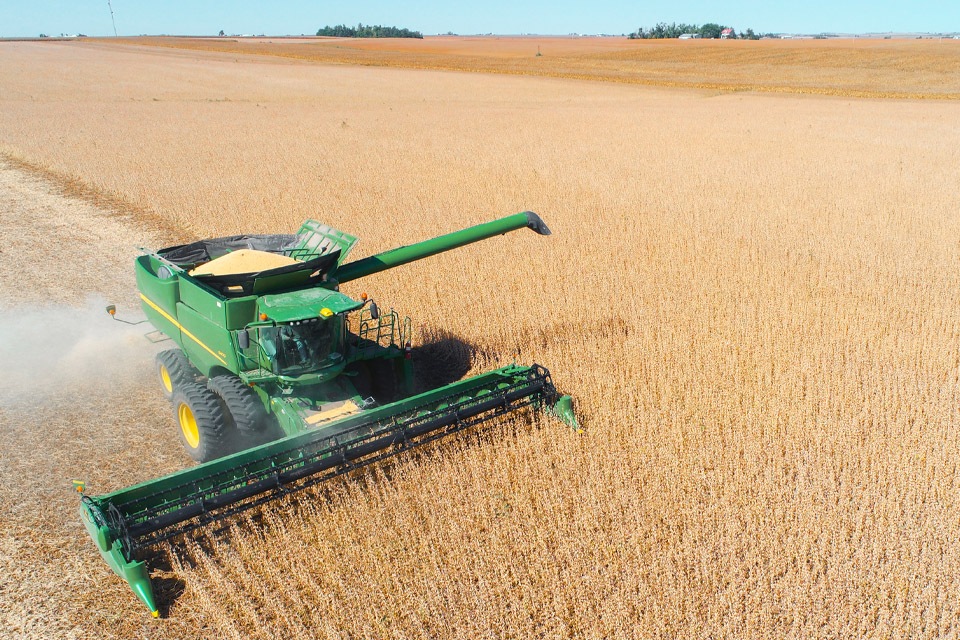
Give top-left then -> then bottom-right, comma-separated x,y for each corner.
135,256 -> 180,313
251,269 -> 314,294
258,287 -> 363,322
135,256 -> 181,346
178,277 -> 226,325
224,296 -> 258,330
174,303 -> 237,375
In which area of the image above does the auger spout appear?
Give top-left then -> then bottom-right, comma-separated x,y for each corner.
333,211 -> 550,283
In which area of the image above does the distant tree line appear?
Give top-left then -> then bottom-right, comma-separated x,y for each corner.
316,23 -> 423,38
628,23 -> 775,39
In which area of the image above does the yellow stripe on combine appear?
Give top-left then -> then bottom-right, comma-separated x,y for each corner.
139,293 -> 228,366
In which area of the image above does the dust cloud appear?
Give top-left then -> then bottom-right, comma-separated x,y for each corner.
0,297 -> 159,407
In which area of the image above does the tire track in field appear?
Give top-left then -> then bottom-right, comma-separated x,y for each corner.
0,158 -> 200,639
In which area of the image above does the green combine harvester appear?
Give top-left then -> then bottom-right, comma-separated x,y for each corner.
79,211 -> 577,616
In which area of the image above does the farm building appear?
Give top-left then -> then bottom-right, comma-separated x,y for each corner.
678,33 -> 701,39
720,28 -> 734,39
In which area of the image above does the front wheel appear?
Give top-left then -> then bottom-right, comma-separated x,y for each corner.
156,349 -> 196,400
207,374 -> 277,446
171,382 -> 233,462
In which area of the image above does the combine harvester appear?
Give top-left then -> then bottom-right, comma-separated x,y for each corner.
79,211 -> 577,616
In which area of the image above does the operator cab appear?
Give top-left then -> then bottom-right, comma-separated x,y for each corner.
260,316 -> 344,376
253,287 -> 365,378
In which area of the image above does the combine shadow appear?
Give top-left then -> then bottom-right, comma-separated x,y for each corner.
409,327 -> 481,394
140,551 -> 186,618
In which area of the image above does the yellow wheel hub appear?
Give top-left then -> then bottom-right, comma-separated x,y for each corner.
160,365 -> 173,394
178,403 -> 200,449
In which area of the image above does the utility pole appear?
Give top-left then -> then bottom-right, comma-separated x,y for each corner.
107,0 -> 118,37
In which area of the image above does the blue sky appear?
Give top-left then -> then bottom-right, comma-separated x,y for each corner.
2,0 -> 958,38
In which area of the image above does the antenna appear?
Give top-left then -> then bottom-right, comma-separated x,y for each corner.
107,0 -> 118,37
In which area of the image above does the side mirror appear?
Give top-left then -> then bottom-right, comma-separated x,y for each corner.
103,304 -> 146,326
238,329 -> 250,350
369,301 -> 379,320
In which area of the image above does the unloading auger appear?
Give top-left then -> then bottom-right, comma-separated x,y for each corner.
78,211 -> 577,616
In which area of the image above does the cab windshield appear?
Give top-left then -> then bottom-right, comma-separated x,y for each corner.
261,317 -> 343,375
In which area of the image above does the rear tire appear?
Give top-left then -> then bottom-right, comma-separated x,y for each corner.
207,375 -> 276,446
156,349 -> 196,400
172,382 -> 233,463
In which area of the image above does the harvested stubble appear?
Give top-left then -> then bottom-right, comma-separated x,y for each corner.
1,41 -> 960,638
